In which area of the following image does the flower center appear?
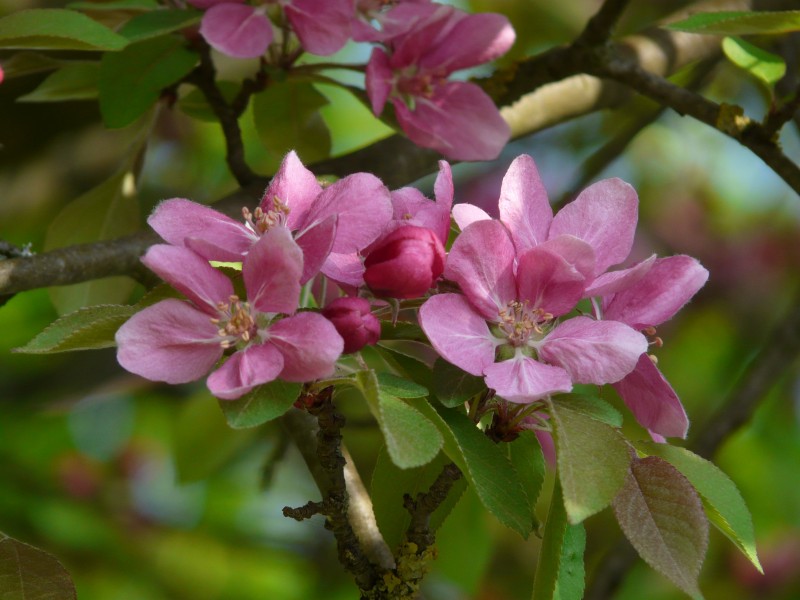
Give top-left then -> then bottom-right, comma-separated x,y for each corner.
242,196 -> 290,235
395,67 -> 447,106
497,301 -> 553,347
211,295 -> 257,349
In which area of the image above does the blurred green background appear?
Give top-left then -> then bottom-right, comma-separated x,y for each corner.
1,0 -> 799,598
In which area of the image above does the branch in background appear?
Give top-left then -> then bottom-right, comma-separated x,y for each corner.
186,41 -> 258,187
558,56 -> 721,206
403,463 -> 462,553
586,291 -> 800,600
764,79 -> 800,139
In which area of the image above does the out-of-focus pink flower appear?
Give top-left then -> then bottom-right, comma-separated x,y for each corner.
199,2 -> 273,58
322,297 -> 380,353
419,218 -> 647,403
364,225 -> 445,299
116,230 -> 343,400
351,0 -> 430,42
0,64 -> 4,85
148,151 -> 392,284
365,3 -> 514,160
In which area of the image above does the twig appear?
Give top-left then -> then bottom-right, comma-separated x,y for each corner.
403,463 -> 463,553
283,391 -> 382,593
763,79 -> 800,139
575,0 -> 632,47
187,42 -> 257,186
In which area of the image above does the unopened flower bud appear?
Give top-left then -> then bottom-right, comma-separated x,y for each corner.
363,226 -> 445,299
322,297 -> 380,354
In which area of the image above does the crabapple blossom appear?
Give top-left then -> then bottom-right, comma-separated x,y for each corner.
197,2 -> 273,59
115,229 -> 343,400
148,151 -> 392,284
322,297 -> 381,353
419,218 -> 648,403
363,225 -> 445,299
365,3 -> 515,160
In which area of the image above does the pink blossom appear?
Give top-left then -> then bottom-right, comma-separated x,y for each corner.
116,229 -> 343,400
148,151 -> 392,284
365,3 -> 514,160
364,225 -> 445,299
322,297 -> 380,353
453,154 -> 640,289
419,219 -> 647,403
282,0 -> 354,56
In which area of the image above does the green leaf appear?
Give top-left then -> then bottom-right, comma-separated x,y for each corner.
99,35 -> 197,128
376,372 -> 428,398
13,304 -> 135,354
416,401 -> 534,537
666,10 -> 800,35
722,36 -> 786,89
553,395 -> 623,428
219,379 -> 302,428
638,443 -> 762,573
174,391 -> 258,482
0,9 -> 129,51
431,358 -> 485,408
554,520 -> 586,600
371,447 -> 466,550
0,532 -> 77,599
532,479 -> 586,600
506,431 -> 546,532
0,52 -> 63,79
178,82 -> 239,122
118,9 -> 202,42
613,456 -> 708,599
377,339 -> 438,368
17,63 -> 99,102
253,81 -> 332,163
549,398 -> 630,523
68,0 -> 160,11
356,369 -> 441,469
45,170 -> 140,315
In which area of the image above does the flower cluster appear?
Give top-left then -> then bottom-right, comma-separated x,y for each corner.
117,152 -> 706,440
187,0 -> 514,160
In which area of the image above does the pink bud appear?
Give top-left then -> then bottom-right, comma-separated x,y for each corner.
364,226 -> 446,299
322,297 -> 380,354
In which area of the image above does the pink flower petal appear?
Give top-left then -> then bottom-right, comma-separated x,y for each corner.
432,160 -> 454,244
200,4 -> 273,59
498,154 -> 553,254
116,299 -> 222,384
321,252 -> 366,287
584,254 -> 656,298
142,245 -> 233,314
516,246 -> 586,317
421,12 -> 516,75
452,203 -> 491,231
612,354 -> 689,438
295,214 -> 337,284
549,178 -> 638,277
268,312 -> 344,381
261,151 -> 322,231
207,342 -> 284,400
537,235 -> 596,282
539,316 -> 648,385
284,0 -> 352,56
243,226 -> 303,314
484,356 -> 572,403
148,198 -> 255,262
603,256 -> 709,329
418,293 -> 498,376
444,219 -> 516,320
393,81 -> 510,161
303,173 -> 392,254
366,47 -> 394,115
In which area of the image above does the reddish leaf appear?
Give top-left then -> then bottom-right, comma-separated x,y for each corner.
613,456 -> 708,598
